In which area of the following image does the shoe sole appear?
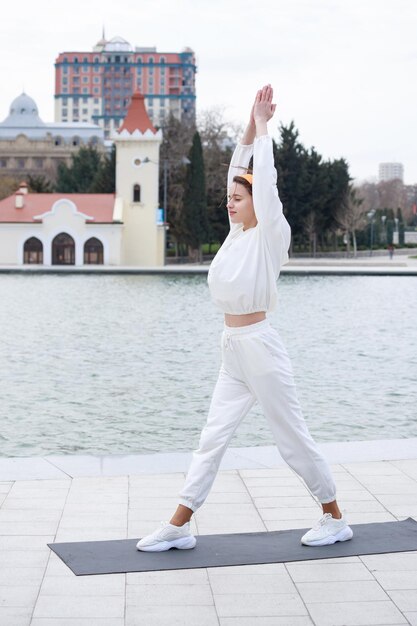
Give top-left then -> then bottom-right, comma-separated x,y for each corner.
301,525 -> 353,546
137,535 -> 197,552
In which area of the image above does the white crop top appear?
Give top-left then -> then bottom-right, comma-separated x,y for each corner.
207,134 -> 291,315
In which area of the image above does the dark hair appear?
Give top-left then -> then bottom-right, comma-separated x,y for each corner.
232,175 -> 252,196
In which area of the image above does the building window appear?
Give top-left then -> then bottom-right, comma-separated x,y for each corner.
0,158 -> 7,167
54,137 -> 63,146
82,108 -> 88,114
93,87 -> 100,94
33,158 -> 44,168
72,136 -> 80,146
82,88 -> 88,94
82,77 -> 89,83
133,184 -> 141,202
149,56 -> 154,63
93,77 -> 100,83
17,158 -> 26,168
62,78 -> 68,85
137,56 -> 142,64
94,56 -> 99,63
82,96 -> 88,103
24,237 -> 43,264
84,237 -> 104,264
52,233 -> 75,265
160,56 -> 166,64
73,56 -> 78,63
73,108 -> 79,116
62,97 -> 68,105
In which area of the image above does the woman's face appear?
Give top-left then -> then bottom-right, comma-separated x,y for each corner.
227,182 -> 255,226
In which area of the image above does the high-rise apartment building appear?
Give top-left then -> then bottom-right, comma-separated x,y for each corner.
378,162 -> 404,182
54,34 -> 197,139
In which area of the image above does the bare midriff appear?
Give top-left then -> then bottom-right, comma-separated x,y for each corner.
224,311 -> 266,328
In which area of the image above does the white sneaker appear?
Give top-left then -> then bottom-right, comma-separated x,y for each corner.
136,521 -> 197,552
301,512 -> 353,546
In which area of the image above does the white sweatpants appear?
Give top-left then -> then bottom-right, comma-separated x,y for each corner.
178,318 -> 337,512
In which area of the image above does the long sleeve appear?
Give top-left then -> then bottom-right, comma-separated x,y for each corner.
227,142 -> 254,233
253,134 -> 291,266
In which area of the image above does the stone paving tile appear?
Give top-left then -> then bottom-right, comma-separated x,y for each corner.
306,600 -> 408,625
371,569 -> 417,589
8,480 -> 70,492
385,590 -> 417,612
342,462 -> 409,476
360,552 -> 417,571
39,573 -> 125,595
207,563 -> 287,576
297,580 -> 390,603
1,497 -> 67,510
127,583 -> 214,606
0,585 -> 40,607
0,536 -> 54,550
32,595 -> 125,619
246,485 -> 314,498
208,572 -> 297,594
125,604 -> 219,626
285,561 -> 374,582
0,550 -> 50,568
404,613 -> 417,626
0,567 -> 46,586
53,527 -> 127,541
214,592 -> 308,617
257,506 -> 324,521
0,607 -> 32,626
30,617 -> 125,626
0,521 -> 58,535
127,568 -> 210,584
219,618 -> 314,626
239,468 -> 302,478
0,509 -> 62,523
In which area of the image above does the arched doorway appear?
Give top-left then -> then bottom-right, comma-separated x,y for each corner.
23,237 -> 43,264
84,237 -> 104,264
52,233 -> 75,265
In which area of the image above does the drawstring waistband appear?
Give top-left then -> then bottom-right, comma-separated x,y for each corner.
222,317 -> 271,351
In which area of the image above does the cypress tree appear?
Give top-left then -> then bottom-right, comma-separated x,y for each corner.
182,131 -> 209,262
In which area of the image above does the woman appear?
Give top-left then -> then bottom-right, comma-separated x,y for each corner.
137,84 -> 353,552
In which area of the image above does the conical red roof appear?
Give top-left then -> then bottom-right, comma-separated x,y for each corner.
118,91 -> 157,134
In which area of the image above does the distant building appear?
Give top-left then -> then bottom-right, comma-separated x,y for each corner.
0,92 -> 104,182
0,91 -> 164,267
378,162 -> 404,182
54,34 -> 197,139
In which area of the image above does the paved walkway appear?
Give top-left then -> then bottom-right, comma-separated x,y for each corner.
1,438 -> 417,625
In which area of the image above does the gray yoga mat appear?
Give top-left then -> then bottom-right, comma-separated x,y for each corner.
48,517 -> 417,576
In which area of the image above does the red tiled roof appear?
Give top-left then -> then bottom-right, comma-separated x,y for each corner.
118,90 -> 157,134
0,193 -> 115,223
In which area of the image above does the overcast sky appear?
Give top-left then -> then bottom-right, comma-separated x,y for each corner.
1,0 -> 416,183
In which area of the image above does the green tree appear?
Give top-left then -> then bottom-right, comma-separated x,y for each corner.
27,174 -> 54,193
182,131 -> 209,262
397,207 -> 405,246
274,121 -> 309,252
156,112 -> 194,257
55,146 -> 103,193
89,144 -> 116,193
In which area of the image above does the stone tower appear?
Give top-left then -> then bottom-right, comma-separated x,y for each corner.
113,91 -> 164,266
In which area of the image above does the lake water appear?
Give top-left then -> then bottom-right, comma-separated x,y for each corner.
0,273 -> 416,457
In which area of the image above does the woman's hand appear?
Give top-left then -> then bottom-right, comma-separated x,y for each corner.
253,84 -> 277,124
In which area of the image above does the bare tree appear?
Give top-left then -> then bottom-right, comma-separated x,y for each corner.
335,186 -> 367,257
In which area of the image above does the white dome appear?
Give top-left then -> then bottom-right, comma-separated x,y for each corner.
104,36 -> 132,52
1,92 -> 45,128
